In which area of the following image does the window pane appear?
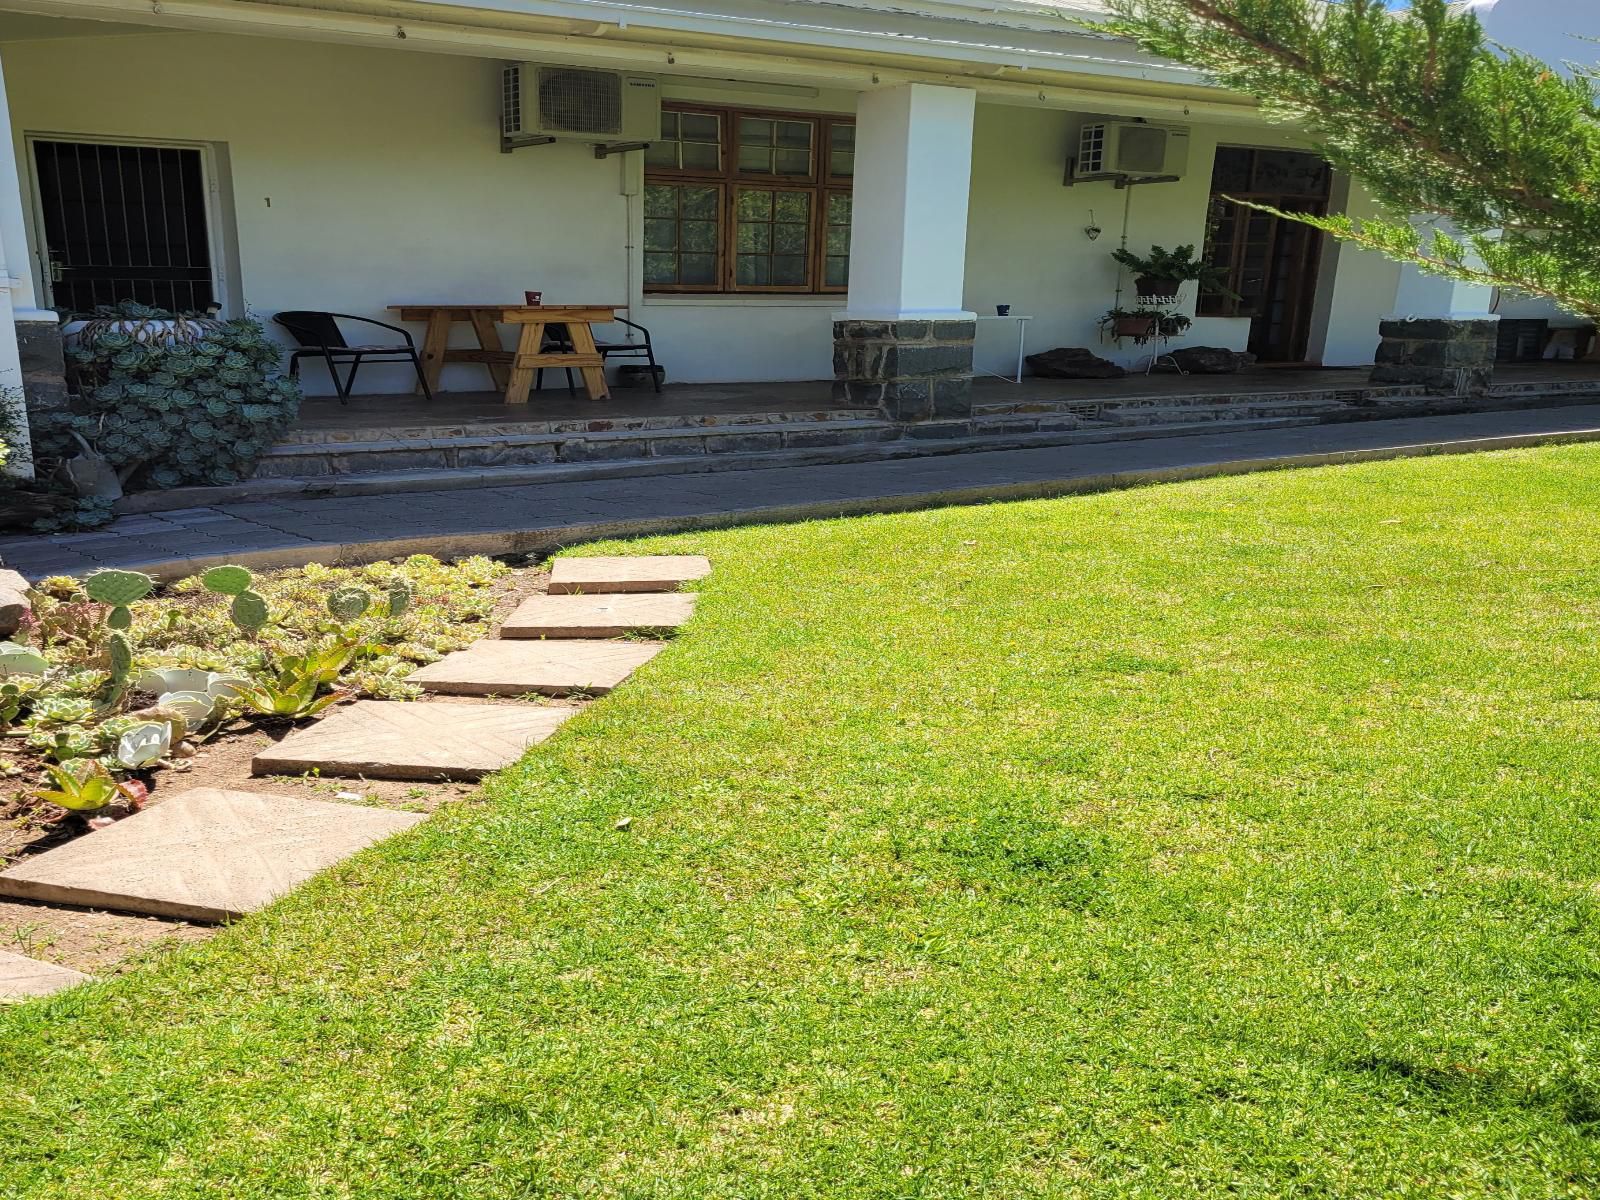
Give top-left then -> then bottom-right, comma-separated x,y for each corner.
738,145 -> 772,173
736,222 -> 770,253
825,257 -> 848,287
773,223 -> 806,253
771,255 -> 806,285
643,184 -> 676,217
736,256 -> 770,285
643,218 -> 676,252
776,121 -> 811,148
682,142 -> 719,171
739,117 -> 773,145
736,190 -> 773,221
774,192 -> 810,223
682,186 -> 719,220
644,141 -> 677,169
828,124 -> 855,179
682,113 -> 719,141
681,253 -> 717,284
643,252 -> 677,284
774,149 -> 811,176
681,220 -> 717,252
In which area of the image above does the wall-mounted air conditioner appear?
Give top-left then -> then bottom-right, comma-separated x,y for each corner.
502,64 -> 660,143
1074,122 -> 1190,181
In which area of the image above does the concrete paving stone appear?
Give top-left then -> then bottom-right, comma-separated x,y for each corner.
548,555 -> 711,593
0,788 -> 425,922
409,638 -> 663,695
0,949 -> 90,1001
253,699 -> 575,781
499,591 -> 697,638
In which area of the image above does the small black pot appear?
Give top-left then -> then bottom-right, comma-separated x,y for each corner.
1135,275 -> 1183,299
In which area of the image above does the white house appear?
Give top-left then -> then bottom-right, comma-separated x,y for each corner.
0,0 -> 1588,468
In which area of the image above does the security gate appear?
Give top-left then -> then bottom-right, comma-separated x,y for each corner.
32,138 -> 216,316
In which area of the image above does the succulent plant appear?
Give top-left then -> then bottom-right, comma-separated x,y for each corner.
39,759 -> 120,814
386,580 -> 413,618
0,642 -> 49,678
85,569 -> 154,607
327,587 -> 371,623
154,689 -> 215,726
231,589 -> 270,635
202,565 -> 253,596
114,720 -> 172,768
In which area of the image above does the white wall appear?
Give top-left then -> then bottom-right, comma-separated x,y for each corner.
0,31 -> 854,392
961,103 -> 1386,370
2,31 -> 1394,394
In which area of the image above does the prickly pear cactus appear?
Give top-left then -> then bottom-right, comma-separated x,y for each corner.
326,587 -> 372,623
230,589 -> 270,634
84,569 -> 154,607
202,564 -> 253,596
108,630 -> 133,681
106,605 -> 132,631
386,580 -> 413,619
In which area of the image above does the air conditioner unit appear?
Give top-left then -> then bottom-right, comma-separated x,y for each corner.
1075,122 -> 1189,179
501,64 -> 659,142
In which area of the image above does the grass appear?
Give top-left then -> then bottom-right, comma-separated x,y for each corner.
4,445 -> 1600,1197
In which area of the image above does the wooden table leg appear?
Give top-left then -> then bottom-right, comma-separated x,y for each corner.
469,308 -> 511,391
418,309 -> 451,395
504,320 -> 543,405
567,320 -> 612,401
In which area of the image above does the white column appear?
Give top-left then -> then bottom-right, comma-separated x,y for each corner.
0,50 -> 34,478
840,83 -> 975,321
1388,265 -> 1497,321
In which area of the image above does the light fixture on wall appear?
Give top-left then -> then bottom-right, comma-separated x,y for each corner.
1084,209 -> 1103,241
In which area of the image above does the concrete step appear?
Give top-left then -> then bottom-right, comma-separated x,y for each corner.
254,417 -> 902,479
284,404 -> 878,447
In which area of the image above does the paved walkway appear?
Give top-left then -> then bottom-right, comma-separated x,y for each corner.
8,404 -> 1600,579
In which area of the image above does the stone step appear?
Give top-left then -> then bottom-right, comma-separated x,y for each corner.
500,592 -> 697,639
0,949 -> 89,1001
410,639 -> 663,696
0,788 -> 425,922
285,405 -> 878,447
253,699 -> 575,782
254,417 -> 901,479
548,554 -> 711,594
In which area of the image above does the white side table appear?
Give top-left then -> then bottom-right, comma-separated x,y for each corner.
975,313 -> 1033,383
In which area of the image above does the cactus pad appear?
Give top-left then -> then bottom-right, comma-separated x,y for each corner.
108,631 -> 133,679
84,569 -> 155,607
326,587 -> 372,623
386,581 -> 413,618
106,605 -> 132,631
202,564 -> 254,596
231,589 -> 270,633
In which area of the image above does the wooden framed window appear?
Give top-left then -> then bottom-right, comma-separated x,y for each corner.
644,103 -> 853,294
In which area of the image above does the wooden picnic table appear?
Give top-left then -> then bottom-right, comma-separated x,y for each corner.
390,303 -> 618,404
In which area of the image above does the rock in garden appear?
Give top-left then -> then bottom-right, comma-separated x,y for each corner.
0,568 -> 31,637
1166,346 -> 1246,374
1024,347 -> 1126,379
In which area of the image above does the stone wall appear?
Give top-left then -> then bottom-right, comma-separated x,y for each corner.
832,319 -> 975,421
1371,318 -> 1496,395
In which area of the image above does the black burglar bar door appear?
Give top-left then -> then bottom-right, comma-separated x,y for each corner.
33,139 -> 215,316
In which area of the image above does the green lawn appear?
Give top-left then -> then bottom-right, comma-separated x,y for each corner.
5,445 -> 1600,1197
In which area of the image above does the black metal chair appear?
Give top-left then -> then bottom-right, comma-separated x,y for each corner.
536,316 -> 662,395
274,311 -> 432,404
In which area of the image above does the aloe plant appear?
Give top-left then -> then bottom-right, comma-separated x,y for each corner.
38,759 -> 120,814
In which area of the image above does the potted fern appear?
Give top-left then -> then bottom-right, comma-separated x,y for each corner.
1110,244 -> 1235,302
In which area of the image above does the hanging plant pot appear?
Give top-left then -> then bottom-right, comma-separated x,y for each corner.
1134,275 -> 1183,301
1113,315 -> 1159,341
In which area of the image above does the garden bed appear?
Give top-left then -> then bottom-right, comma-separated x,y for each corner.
0,553 -> 573,971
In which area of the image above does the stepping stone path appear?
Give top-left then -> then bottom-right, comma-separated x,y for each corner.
255,699 -> 575,781
549,554 -> 711,594
409,639 -> 664,696
0,949 -> 89,1001
0,555 -> 707,955
499,592 -> 697,639
0,788 -> 425,923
